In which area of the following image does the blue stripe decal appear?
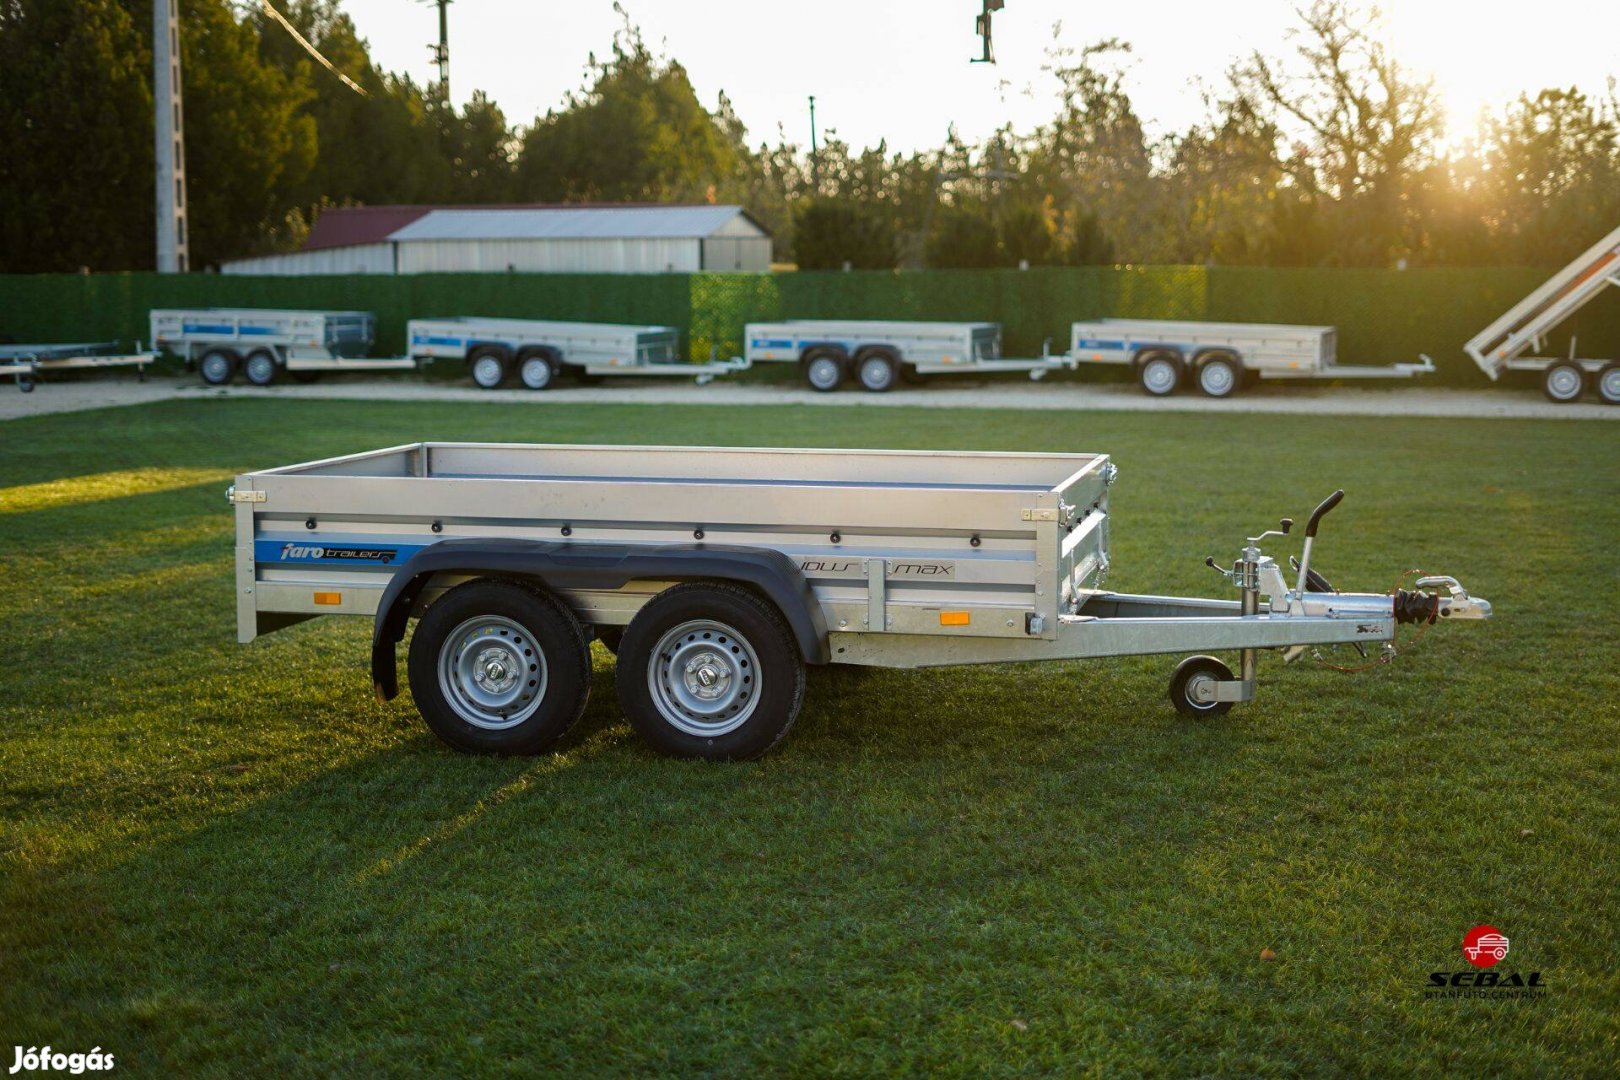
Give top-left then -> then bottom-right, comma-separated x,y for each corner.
750,338 -> 794,349
411,335 -> 468,347
255,539 -> 430,567
182,323 -> 276,335
1074,339 -> 1128,351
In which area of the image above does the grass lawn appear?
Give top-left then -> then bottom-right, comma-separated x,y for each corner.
2,398 -> 1616,1077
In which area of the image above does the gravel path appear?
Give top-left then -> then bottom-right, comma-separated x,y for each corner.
4,373 -> 1617,422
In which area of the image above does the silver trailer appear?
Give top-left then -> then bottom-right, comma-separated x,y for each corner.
150,308 -> 401,386
1069,319 -> 1434,397
228,442 -> 1490,760
1463,222 -> 1620,404
744,320 -> 1068,392
0,341 -> 156,393
406,316 -> 746,390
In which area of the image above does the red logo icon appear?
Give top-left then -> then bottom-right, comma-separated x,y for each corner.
1462,924 -> 1510,968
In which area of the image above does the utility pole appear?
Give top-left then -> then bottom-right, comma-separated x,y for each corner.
808,95 -> 819,191
153,0 -> 189,272
429,0 -> 451,100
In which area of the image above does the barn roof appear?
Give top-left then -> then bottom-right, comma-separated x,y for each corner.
388,205 -> 762,242
301,204 -> 765,251
302,206 -> 432,251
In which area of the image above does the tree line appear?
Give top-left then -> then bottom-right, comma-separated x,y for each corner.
2,1 -> 1616,274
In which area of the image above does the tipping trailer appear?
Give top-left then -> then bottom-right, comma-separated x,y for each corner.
1069,319 -> 1434,397
0,341 -> 157,393
407,316 -> 747,390
744,320 -> 1069,392
1463,223 -> 1620,404
151,308 -> 395,386
228,442 -> 1490,760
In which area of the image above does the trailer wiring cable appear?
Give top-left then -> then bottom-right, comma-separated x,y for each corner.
1313,568 -> 1438,673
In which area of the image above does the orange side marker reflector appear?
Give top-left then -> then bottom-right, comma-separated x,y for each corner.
940,611 -> 971,626
314,591 -> 343,606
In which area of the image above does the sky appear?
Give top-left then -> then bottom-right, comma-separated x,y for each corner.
336,0 -> 1617,153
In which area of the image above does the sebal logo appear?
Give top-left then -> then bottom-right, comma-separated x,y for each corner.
1424,923 -> 1546,999
1462,924 -> 1510,968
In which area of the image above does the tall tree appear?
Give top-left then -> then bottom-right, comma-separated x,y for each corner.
514,11 -> 745,203
1478,88 -> 1620,264
1229,1 -> 1442,266
0,0 -> 151,271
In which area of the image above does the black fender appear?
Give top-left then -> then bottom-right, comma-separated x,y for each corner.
370,539 -> 829,700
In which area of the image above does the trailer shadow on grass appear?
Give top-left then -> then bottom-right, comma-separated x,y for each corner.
0,647 -> 1276,1073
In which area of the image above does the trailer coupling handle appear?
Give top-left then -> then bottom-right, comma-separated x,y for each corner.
1295,489 -> 1344,596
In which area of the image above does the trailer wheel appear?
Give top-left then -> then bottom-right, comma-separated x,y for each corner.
855,351 -> 898,392
1542,362 -> 1585,403
16,373 -> 34,393
1196,354 -> 1241,398
199,349 -> 238,386
1136,352 -> 1182,396
516,348 -> 557,391
1169,655 -> 1234,718
468,346 -> 510,390
407,579 -> 591,754
1596,363 -> 1620,405
243,349 -> 280,386
617,582 -> 805,760
802,350 -> 845,392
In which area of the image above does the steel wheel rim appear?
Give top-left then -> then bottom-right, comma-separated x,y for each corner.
1200,361 -> 1234,395
1600,368 -> 1620,402
1547,367 -> 1582,400
807,357 -> 841,389
472,355 -> 504,388
201,354 -> 231,383
647,619 -> 760,736
437,615 -> 547,729
1184,671 -> 1220,710
859,357 -> 893,390
245,353 -> 275,384
1143,359 -> 1177,394
520,357 -> 552,389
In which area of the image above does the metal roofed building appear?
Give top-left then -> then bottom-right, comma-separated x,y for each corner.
221,204 -> 772,275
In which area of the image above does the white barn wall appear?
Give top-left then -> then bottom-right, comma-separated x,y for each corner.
221,243 -> 394,275
395,238 -> 703,274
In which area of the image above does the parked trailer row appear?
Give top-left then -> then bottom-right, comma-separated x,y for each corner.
229,441 -> 1490,760
121,262 -> 1620,405
151,308 -> 1440,396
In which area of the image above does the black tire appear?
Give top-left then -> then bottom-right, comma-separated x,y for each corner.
1195,354 -> 1241,398
198,349 -> 238,386
1136,351 -> 1182,397
855,350 -> 898,393
16,374 -> 34,393
1596,363 -> 1620,406
516,347 -> 558,391
407,579 -> 591,754
1542,362 -> 1585,403
243,349 -> 280,386
617,582 -> 806,760
595,627 -> 623,655
802,349 -> 845,392
467,346 -> 511,390
1169,655 -> 1235,718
